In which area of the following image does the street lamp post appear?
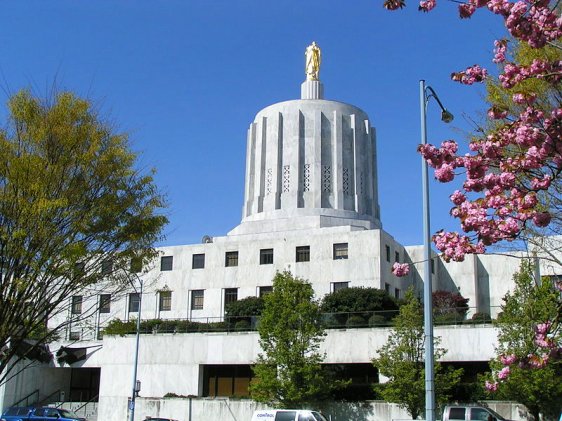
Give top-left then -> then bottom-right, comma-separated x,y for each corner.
129,274 -> 143,421
419,80 -> 453,421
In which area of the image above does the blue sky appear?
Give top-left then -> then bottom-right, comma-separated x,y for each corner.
0,1 -> 506,247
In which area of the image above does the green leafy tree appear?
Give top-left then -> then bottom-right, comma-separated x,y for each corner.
0,89 -> 167,383
487,261 -> 562,421
373,289 -> 463,419
250,271 -> 342,407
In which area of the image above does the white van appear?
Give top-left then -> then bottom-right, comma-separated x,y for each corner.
251,409 -> 328,421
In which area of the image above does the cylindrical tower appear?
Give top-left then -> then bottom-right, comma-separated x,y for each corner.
229,50 -> 380,236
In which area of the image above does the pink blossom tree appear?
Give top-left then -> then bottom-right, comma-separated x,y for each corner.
385,0 -> 562,382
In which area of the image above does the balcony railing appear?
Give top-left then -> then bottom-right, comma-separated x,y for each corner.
101,306 -> 495,336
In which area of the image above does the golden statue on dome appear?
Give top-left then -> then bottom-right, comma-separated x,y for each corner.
305,41 -> 321,81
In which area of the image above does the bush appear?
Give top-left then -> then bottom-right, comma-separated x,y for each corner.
346,315 -> 366,327
234,320 -> 251,331
321,287 -> 399,320
435,313 -> 463,325
225,296 -> 264,318
225,296 -> 264,328
141,318 -> 163,332
103,319 -> 137,336
368,314 -> 387,327
469,312 -> 492,324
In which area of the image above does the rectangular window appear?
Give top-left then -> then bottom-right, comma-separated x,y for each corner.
225,251 -> 239,267
333,243 -> 349,260
99,294 -> 111,314
73,262 -> 85,278
101,259 -> 113,276
295,246 -> 310,262
449,408 -> 466,420
431,259 -> 435,274
128,293 -> 140,312
260,248 -> 274,265
191,290 -> 204,310
130,257 -> 143,273
224,288 -> 238,306
394,288 -> 400,299
159,291 -> 172,311
395,251 -> 400,263
385,245 -> 390,262
69,331 -> 80,341
332,282 -> 349,292
470,408 -> 493,421
160,256 -> 173,271
259,286 -> 273,297
71,296 -> 83,315
192,253 -> 205,269
384,283 -> 390,294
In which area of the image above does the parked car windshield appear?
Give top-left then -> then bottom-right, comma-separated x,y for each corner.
311,412 -> 328,421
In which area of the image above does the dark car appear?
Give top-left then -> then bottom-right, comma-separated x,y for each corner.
1,407 -> 86,421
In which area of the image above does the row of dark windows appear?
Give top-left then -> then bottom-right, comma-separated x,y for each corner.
72,281 -> 350,317
159,243 -> 349,272
385,244 -> 401,264
71,294 -> 113,315
73,260 -> 114,277
76,242 -> 403,278
384,283 -> 402,300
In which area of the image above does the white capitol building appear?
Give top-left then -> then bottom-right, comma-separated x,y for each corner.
1,46 -> 560,421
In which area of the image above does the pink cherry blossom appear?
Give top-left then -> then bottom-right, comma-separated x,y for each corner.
497,366 -> 511,379
488,107 -> 508,120
459,3 -> 476,18
450,190 -> 466,205
435,163 -> 455,182
493,39 -> 508,63
499,354 -> 517,365
485,380 -> 498,391
535,321 -> 551,335
391,262 -> 410,277
419,0 -> 436,11
452,65 -> 488,85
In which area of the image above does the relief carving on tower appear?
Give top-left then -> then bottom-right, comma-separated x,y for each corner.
303,163 -> 311,192
266,168 -> 272,195
360,171 -> 364,195
322,165 -> 331,192
343,168 -> 350,195
283,165 -> 291,193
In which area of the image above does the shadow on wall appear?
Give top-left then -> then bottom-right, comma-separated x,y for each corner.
476,258 -> 491,315
436,257 -> 459,292
319,401 -> 374,421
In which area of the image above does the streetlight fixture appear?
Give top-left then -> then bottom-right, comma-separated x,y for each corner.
419,79 -> 453,421
128,273 -> 144,421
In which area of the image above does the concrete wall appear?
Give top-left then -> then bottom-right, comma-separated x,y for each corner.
124,397 -> 529,421
90,325 -> 498,412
